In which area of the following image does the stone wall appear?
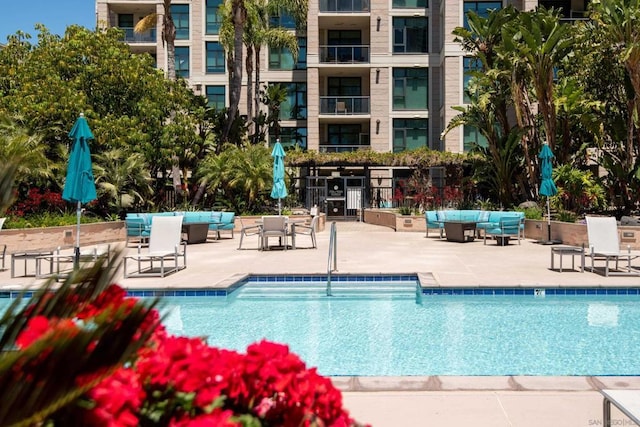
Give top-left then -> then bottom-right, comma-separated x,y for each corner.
363,209 -> 640,250
1,222 -> 126,253
0,215 -> 326,254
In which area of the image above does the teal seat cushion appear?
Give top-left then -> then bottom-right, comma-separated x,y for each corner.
219,212 -> 235,230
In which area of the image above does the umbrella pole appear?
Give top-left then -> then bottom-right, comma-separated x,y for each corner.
546,198 -> 552,242
75,201 -> 81,269
278,198 -> 282,216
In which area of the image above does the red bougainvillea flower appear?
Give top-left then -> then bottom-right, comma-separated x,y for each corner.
169,409 -> 240,427
16,316 -> 79,349
83,368 -> 142,427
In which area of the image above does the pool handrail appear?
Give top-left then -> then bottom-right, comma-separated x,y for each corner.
327,221 -> 337,296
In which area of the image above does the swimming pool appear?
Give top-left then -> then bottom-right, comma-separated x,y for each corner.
151,276 -> 640,377
4,275 -> 640,377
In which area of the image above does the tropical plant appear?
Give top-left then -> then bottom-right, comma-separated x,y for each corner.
93,148 -> 154,214
552,163 -> 606,215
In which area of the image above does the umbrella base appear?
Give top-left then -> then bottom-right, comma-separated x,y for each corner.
535,239 -> 563,245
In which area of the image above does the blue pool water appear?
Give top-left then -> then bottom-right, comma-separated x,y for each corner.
154,279 -> 640,377
4,277 -> 640,377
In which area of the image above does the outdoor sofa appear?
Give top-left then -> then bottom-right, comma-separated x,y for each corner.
125,211 -> 236,245
425,209 -> 525,242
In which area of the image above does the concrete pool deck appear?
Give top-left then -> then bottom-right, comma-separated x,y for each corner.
2,220 -> 640,426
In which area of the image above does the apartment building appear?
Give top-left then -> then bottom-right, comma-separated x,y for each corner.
95,0 -> 587,216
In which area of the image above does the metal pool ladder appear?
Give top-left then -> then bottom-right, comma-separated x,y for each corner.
326,221 -> 337,296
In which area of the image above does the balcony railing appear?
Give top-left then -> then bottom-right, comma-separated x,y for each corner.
319,144 -> 370,153
320,97 -> 370,115
319,0 -> 370,12
119,27 -> 156,43
319,45 -> 370,63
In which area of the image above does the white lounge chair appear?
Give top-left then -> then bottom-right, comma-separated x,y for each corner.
586,216 -> 640,276
124,215 -> 187,278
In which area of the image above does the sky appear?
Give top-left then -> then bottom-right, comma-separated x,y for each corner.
0,0 -> 95,43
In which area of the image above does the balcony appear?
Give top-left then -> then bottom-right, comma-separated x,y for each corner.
319,45 -> 370,63
319,144 -> 370,153
119,27 -> 156,43
320,97 -> 370,115
319,0 -> 370,12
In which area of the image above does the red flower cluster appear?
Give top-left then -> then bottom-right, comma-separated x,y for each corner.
8,188 -> 66,217
15,285 -> 365,427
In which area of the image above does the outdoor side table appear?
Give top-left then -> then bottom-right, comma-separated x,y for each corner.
550,246 -> 584,273
11,251 -> 54,278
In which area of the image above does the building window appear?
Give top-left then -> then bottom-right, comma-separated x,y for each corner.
463,125 -> 488,152
393,17 -> 428,53
175,46 -> 190,78
392,0 -> 427,8
276,83 -> 307,120
463,56 -> 481,104
171,4 -> 190,40
393,68 -> 428,110
205,85 -> 226,110
271,127 -> 307,149
206,0 -> 223,35
463,1 -> 502,28
392,119 -> 428,152
118,14 -> 134,28
206,42 -> 225,74
269,37 -> 307,70
328,124 -> 367,151
270,11 -> 296,29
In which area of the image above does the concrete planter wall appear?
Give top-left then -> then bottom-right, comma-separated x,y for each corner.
363,209 -> 640,250
525,219 -> 640,250
0,214 -> 326,254
1,222 -> 125,253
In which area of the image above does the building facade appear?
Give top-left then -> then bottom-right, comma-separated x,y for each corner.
95,0 -> 587,215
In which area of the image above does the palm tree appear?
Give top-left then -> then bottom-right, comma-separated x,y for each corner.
0,114 -> 52,188
590,0 -> 640,169
135,0 -> 184,201
135,0 -> 177,80
93,148 -> 153,214
502,7 -> 572,153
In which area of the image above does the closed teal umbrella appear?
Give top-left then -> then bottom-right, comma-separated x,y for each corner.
63,113 -> 97,267
538,143 -> 559,244
270,140 -> 288,215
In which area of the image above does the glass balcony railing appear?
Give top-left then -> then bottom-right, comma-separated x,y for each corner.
119,27 -> 156,43
319,45 -> 370,63
319,144 -> 370,153
320,97 -> 370,115
319,0 -> 370,12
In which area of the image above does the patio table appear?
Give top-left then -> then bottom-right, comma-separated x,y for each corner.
443,221 -> 477,243
181,222 -> 211,244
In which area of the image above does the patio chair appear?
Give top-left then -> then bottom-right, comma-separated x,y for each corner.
125,216 -> 150,247
124,215 -> 187,278
290,216 -> 319,249
260,215 -> 288,250
586,216 -> 640,276
336,101 -> 348,114
237,218 -> 262,250
483,216 -> 523,245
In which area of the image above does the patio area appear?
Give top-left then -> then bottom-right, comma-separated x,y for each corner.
2,221 -> 640,426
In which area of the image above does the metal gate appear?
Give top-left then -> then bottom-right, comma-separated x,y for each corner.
305,176 -> 365,220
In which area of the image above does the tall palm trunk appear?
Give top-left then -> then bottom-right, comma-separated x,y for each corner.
246,44 -> 254,133
223,0 -> 246,143
254,45 -> 262,127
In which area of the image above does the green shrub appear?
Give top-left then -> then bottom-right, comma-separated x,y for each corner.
518,206 -> 543,220
556,210 -> 578,223
4,213 -> 103,229
398,206 -> 412,215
